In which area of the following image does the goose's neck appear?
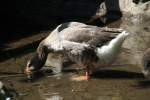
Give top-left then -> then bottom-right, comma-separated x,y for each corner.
96,31 -> 129,64
37,42 -> 49,67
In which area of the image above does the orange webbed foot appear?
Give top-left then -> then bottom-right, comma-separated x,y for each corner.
71,75 -> 89,81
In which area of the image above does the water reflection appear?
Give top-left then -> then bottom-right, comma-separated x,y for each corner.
46,95 -> 63,100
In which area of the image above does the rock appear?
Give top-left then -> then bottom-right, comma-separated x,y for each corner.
0,81 -> 11,100
0,81 -> 18,100
86,1 -> 107,24
119,0 -> 150,15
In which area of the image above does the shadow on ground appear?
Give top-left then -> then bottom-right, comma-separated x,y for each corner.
91,69 -> 144,79
132,80 -> 150,89
18,69 -> 145,82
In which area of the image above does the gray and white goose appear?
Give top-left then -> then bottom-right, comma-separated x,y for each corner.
25,22 -> 129,81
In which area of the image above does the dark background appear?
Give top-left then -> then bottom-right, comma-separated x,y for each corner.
1,0 -> 123,43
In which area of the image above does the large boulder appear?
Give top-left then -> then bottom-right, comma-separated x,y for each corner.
119,0 -> 150,15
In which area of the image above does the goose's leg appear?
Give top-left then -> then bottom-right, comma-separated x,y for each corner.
83,64 -> 90,80
71,64 -> 90,81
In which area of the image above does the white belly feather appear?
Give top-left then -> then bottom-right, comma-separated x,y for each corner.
96,31 -> 129,66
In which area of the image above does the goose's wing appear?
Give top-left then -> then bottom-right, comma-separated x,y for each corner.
44,22 -> 123,52
87,32 -> 120,47
59,25 -> 122,47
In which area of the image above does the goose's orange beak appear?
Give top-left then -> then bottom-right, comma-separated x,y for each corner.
24,66 -> 32,79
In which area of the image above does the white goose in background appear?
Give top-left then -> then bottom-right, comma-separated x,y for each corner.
142,48 -> 150,79
25,22 -> 129,81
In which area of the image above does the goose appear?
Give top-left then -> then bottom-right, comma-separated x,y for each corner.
142,48 -> 150,79
25,22 -> 129,81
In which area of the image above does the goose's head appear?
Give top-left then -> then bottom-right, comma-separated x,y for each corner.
142,62 -> 150,79
25,44 -> 49,80
25,53 -> 45,79
142,59 -> 150,79
142,48 -> 150,79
